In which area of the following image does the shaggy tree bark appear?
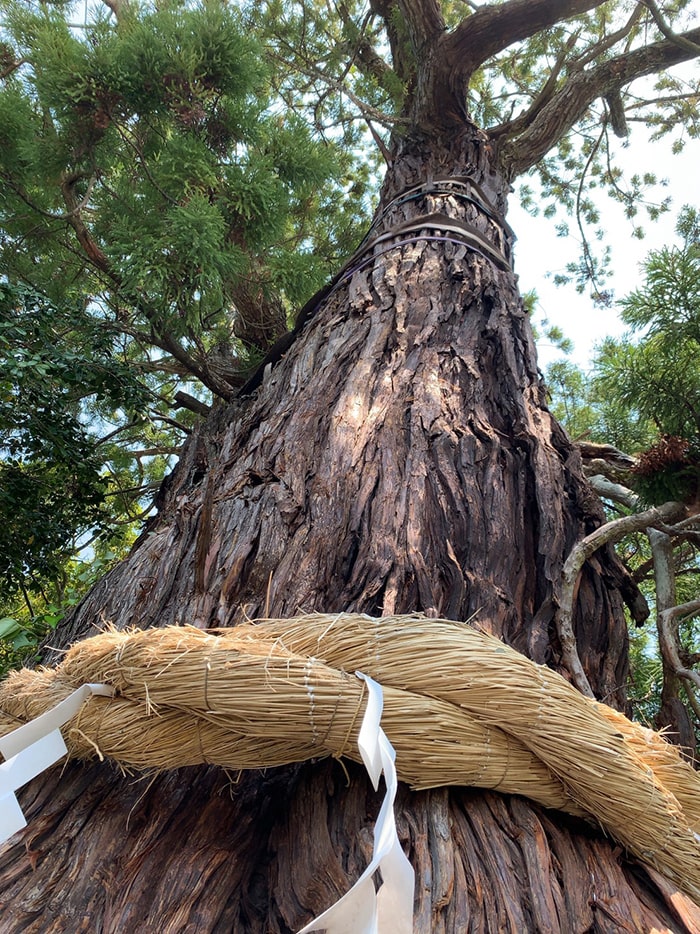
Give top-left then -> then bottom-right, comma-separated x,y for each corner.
2,123 -> 697,934
3,0 -> 700,928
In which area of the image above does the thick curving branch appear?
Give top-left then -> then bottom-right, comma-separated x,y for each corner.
499,24 -> 700,176
587,474 -> 639,510
641,0 -> 700,56
658,597 -> 700,695
444,0 -> 608,81
556,501 -> 686,698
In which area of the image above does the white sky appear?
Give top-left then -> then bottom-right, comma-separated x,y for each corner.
510,132 -> 700,372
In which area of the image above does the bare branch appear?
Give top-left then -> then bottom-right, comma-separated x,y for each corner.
648,528 -> 699,753
574,124 -> 609,297
174,391 -> 212,417
556,501 -> 686,697
1,57 -> 27,80
337,4 -> 394,89
682,680 -> 700,723
587,474 -> 639,510
149,413 -> 193,434
60,174 -> 112,273
656,571 -> 700,697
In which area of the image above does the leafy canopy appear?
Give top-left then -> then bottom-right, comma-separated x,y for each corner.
0,282 -> 151,592
0,0 -> 370,640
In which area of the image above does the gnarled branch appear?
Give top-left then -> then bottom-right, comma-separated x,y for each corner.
658,598 -> 700,694
556,501 -> 686,697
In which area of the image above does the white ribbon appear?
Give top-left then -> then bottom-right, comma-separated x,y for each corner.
297,672 -> 415,934
0,682 -> 113,844
0,671 -> 416,932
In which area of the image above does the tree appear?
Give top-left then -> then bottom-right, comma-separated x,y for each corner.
547,206 -> 700,753
2,1 -> 700,930
0,279 -> 194,667
0,0 -> 367,647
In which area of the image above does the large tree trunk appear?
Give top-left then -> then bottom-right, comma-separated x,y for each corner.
1,126 -> 697,932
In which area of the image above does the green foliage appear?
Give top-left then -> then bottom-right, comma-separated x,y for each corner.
0,0 -> 369,665
546,207 -> 700,473
593,207 -> 700,503
627,620 -> 664,726
0,282 -> 149,594
0,0 -> 364,367
0,541 -> 128,677
545,360 -> 599,442
499,3 -> 697,295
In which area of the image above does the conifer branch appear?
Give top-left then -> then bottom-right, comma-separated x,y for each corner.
500,25 -> 700,176
445,0 -> 608,78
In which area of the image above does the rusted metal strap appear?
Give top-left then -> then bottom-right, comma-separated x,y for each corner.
368,211 -> 510,271
239,178 -> 513,396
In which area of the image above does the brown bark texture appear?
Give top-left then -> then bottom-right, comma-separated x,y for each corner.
2,127 -> 698,932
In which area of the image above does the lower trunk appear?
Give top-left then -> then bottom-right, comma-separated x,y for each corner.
3,759 -> 700,932
1,129 -> 696,931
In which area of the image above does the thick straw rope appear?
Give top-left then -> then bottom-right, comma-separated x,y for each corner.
1,613 -> 699,904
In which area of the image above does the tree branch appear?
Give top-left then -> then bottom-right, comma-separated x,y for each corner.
100,0 -> 127,20
658,598 -> 700,697
445,0 -> 608,79
370,0 -> 414,85
338,4 -> 395,91
573,3 -> 644,70
58,176 -> 235,400
1,57 -> 27,80
649,529 -> 700,749
556,501 -> 686,697
587,474 -> 639,510
500,24 -> 700,176
641,0 -> 700,56
489,31 -> 581,141
174,391 -> 212,417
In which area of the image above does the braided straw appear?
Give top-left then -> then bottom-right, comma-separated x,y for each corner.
1,613 -> 699,904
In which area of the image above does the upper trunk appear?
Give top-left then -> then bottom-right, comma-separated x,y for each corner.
47,126 -> 630,699
1,124 -> 696,932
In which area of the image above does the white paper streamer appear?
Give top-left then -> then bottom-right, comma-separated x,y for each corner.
297,672 -> 415,934
0,682 -> 113,844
